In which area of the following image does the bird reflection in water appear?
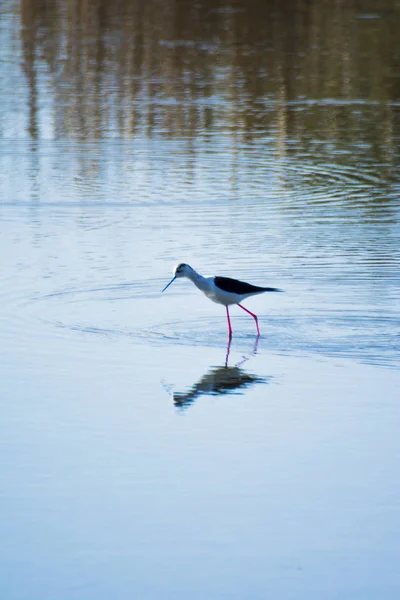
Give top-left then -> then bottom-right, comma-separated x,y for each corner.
172,336 -> 269,410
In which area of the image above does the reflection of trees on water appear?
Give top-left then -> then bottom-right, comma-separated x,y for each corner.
18,0 -> 400,155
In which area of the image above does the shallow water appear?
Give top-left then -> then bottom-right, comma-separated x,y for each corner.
1,1 -> 400,598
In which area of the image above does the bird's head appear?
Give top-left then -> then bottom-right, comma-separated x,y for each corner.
162,263 -> 193,292
173,263 -> 193,279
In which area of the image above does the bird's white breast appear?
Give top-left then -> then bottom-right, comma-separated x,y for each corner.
203,279 -> 242,306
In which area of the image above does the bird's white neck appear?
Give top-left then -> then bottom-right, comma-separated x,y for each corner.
185,267 -> 209,293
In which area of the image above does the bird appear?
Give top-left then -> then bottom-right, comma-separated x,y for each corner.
161,263 -> 282,337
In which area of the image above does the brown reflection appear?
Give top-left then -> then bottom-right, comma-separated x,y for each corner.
170,336 -> 269,410
16,0 -> 399,138
20,0 -> 39,139
173,365 -> 265,410
172,336 -> 268,410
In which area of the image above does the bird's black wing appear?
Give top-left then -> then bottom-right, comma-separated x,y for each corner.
214,276 -> 281,295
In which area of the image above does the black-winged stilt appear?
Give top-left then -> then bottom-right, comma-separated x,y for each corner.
162,263 -> 282,337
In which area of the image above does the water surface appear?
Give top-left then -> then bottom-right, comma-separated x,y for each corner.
1,1 -> 400,598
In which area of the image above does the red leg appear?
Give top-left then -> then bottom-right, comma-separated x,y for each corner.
225,336 -> 232,367
226,306 -> 233,338
238,303 -> 260,336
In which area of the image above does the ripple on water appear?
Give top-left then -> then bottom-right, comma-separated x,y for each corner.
279,157 -> 395,206
12,281 -> 400,369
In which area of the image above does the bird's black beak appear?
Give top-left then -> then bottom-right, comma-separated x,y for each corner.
161,276 -> 176,293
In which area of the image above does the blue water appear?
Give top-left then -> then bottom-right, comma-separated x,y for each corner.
1,0 -> 400,598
